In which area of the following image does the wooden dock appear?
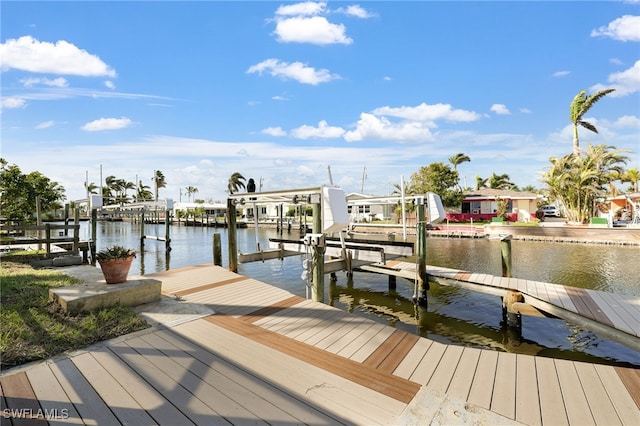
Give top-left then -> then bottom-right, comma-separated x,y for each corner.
367,260 -> 640,353
1,264 -> 638,425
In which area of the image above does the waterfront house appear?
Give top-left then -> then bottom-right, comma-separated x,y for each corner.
345,192 -> 392,222
454,189 -> 543,222
606,192 -> 640,224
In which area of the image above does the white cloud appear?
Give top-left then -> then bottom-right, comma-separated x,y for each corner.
21,77 -> 68,87
36,120 -> 55,129
290,120 -> 345,139
591,60 -> 640,97
81,117 -> 132,131
490,104 -> 511,115
0,36 -> 116,77
1,97 -> 27,109
591,15 -> 640,42
338,5 -> 375,19
247,58 -> 340,85
296,165 -> 315,177
104,81 -> 115,89
372,102 -> 481,126
275,1 -> 326,17
272,95 -> 289,101
273,16 -> 352,45
343,113 -> 434,142
520,108 -> 532,114
552,70 -> 570,77
611,115 -> 640,128
610,58 -> 624,66
261,126 -> 287,136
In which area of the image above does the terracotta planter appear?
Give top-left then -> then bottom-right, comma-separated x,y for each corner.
98,256 -> 135,284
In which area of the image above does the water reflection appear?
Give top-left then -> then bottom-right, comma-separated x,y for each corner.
86,222 -> 640,367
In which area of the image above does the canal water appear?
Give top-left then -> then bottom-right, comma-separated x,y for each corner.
85,221 -> 640,367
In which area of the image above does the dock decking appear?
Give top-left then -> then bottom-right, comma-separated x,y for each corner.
1,264 -> 639,425
372,260 -> 640,353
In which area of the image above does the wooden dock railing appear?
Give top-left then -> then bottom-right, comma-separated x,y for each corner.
1,223 -> 80,258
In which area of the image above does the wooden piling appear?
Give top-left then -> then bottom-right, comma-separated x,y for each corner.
165,209 -> 171,251
415,199 -> 428,306
503,291 -> 523,329
311,199 -> 324,303
213,233 -> 222,266
140,211 -> 145,247
500,234 -> 512,278
227,199 -> 238,273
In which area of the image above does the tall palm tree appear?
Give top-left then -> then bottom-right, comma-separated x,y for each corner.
152,170 -> 166,201
137,180 -> 153,201
227,172 -> 246,195
569,88 -> 615,155
449,153 -> 471,190
448,153 -> 471,172
185,186 -> 198,202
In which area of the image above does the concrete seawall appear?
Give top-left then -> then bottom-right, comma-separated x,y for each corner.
348,223 -> 640,246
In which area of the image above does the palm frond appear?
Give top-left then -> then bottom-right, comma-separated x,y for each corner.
578,120 -> 599,134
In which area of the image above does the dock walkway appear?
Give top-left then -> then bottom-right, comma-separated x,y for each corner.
376,260 -> 640,352
1,264 -> 638,425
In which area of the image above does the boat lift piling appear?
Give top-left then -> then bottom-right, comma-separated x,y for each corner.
140,209 -> 172,251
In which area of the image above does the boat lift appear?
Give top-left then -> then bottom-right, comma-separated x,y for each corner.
226,186 -> 446,305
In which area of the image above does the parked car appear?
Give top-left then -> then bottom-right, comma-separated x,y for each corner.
541,205 -> 561,217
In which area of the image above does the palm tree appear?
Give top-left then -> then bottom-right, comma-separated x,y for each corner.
449,153 -> 471,190
621,168 -> 639,192
488,173 -> 514,190
185,186 -> 198,202
475,175 -> 488,190
544,144 -> 628,222
104,175 -> 120,205
122,180 -> 135,202
448,153 -> 471,172
227,172 -> 246,195
569,88 -> 615,155
85,182 -> 99,195
152,170 -> 166,201
137,180 -> 153,201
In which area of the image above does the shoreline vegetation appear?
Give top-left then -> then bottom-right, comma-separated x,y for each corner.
0,259 -> 149,371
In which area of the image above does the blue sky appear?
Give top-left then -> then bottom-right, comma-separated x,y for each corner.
2,1 -> 639,203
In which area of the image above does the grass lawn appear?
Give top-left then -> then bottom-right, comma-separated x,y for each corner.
0,260 -> 149,370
